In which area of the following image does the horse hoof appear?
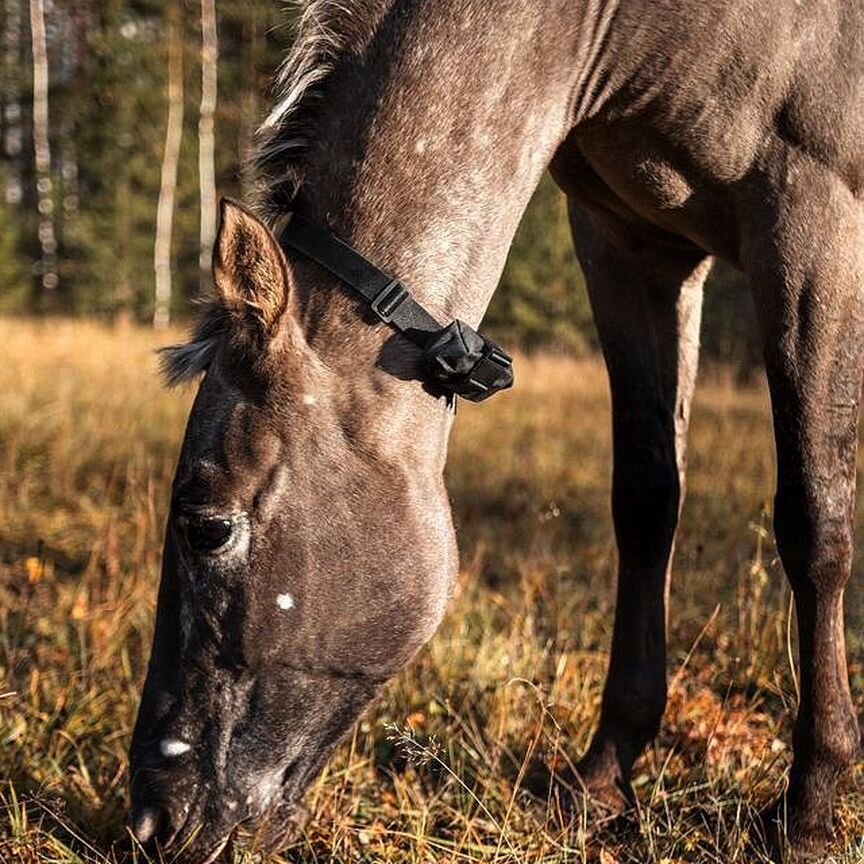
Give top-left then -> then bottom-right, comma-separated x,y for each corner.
553,757 -> 636,821
576,777 -> 634,816
758,801 -> 833,863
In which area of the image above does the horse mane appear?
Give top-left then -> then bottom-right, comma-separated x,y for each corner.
163,0 -> 380,386
253,0 -> 377,220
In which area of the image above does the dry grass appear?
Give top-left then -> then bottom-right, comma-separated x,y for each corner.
0,318 -> 861,864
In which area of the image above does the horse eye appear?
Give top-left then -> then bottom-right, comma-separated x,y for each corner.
183,517 -> 233,553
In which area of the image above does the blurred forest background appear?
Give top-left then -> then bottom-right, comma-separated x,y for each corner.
0,0 -> 759,368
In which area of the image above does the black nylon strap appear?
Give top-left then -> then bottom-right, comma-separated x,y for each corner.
281,214 -> 442,344
279,212 -> 515,403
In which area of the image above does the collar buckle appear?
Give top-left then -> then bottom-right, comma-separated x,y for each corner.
369,279 -> 409,323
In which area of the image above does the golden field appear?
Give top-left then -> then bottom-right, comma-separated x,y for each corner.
0,318 -> 861,863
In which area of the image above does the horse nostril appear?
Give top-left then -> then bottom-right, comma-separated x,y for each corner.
131,804 -> 171,845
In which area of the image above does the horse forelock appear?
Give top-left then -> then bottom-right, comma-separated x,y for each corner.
159,302 -> 230,387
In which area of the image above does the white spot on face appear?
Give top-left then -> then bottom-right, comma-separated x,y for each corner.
160,738 -> 192,758
414,137 -> 426,155
277,593 -> 295,611
302,394 -> 317,406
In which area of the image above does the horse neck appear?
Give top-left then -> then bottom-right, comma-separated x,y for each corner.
265,0 -> 597,446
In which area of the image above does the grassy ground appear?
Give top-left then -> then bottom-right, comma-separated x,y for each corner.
0,318 -> 861,864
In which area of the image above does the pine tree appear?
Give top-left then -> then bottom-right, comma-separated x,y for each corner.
490,174 -> 594,352
0,170 -> 28,310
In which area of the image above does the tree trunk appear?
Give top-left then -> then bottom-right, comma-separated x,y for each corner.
29,0 -> 58,293
3,0 -> 24,208
198,0 -> 218,293
153,5 -> 185,329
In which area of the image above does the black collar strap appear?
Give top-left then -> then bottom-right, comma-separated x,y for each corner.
281,214 -> 513,403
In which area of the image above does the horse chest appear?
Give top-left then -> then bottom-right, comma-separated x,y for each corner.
550,128 -> 741,260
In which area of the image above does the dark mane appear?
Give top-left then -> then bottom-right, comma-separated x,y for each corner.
253,0 -> 386,220
164,0 -> 384,386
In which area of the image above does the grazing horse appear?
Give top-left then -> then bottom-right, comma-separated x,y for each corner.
130,0 -> 863,860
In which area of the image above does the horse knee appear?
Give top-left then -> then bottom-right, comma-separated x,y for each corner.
794,709 -> 860,782
773,484 -> 853,594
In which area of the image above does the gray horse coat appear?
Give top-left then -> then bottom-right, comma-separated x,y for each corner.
130,2 -> 863,860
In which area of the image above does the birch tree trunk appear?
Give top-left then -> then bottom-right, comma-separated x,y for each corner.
3,0 -> 23,207
153,5 -> 185,329
29,0 -> 58,292
198,0 -> 218,292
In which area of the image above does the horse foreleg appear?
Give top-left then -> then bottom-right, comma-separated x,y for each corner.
746,167 -> 863,860
568,202 -> 711,810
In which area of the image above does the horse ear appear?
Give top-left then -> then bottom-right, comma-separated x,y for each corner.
213,198 -> 292,333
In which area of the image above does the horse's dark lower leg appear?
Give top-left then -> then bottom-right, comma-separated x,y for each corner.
567,203 -> 711,808
760,376 -> 860,858
746,168 -> 862,859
